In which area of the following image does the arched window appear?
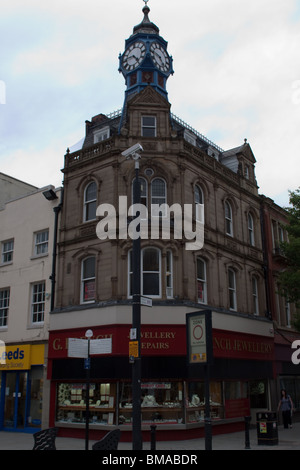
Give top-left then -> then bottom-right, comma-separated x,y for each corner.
131,177 -> 147,207
228,268 -> 237,311
195,185 -> 204,222
248,213 -> 255,246
81,256 -> 96,303
84,181 -> 97,221
195,185 -> 203,205
131,176 -> 167,216
197,257 -> 207,304
225,201 -> 233,236
151,178 -> 167,217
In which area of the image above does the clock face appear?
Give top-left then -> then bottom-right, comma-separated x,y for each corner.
150,42 -> 170,72
122,42 -> 146,71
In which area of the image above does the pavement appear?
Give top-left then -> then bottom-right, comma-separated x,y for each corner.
0,422 -> 299,451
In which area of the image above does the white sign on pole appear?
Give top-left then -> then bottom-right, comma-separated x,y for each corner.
141,296 -> 152,307
68,337 -> 112,358
68,338 -> 88,358
90,338 -> 112,355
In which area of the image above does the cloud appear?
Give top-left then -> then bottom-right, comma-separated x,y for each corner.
0,0 -> 299,207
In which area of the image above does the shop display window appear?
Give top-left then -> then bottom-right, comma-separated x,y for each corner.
225,381 -> 250,418
28,368 -> 43,427
186,381 -> 224,423
249,380 -> 267,409
56,382 -> 116,425
119,381 -> 184,425
280,377 -> 300,410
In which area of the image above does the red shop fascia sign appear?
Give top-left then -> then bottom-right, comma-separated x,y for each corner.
48,324 -> 274,363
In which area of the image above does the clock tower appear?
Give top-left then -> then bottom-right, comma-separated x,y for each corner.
118,2 -> 174,103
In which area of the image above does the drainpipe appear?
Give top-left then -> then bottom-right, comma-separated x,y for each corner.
260,196 -> 272,319
50,189 -> 64,312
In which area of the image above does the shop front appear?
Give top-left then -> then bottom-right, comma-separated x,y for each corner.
48,325 -> 274,440
274,331 -> 300,421
0,343 -> 45,432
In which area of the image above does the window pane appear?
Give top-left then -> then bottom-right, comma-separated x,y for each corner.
0,289 -> 9,327
35,231 -> 49,255
83,280 -> 95,302
197,258 -> 206,304
195,186 -> 203,204
84,182 -> 97,221
197,259 -> 205,280
143,273 -> 159,295
86,201 -> 96,221
228,270 -> 236,310
252,277 -> 259,314
152,179 -> 165,197
32,283 -> 45,323
225,202 -> 233,235
82,257 -> 96,302
85,182 -> 97,201
151,179 -> 166,216
142,248 -> 160,296
83,257 -> 95,279
143,117 -> 156,127
142,116 -> 156,137
143,249 -> 159,271
142,128 -> 155,137
166,251 -> 173,298
225,202 -> 231,219
228,270 -> 235,289
2,240 -> 14,263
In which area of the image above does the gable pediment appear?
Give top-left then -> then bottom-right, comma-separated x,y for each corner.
127,86 -> 170,109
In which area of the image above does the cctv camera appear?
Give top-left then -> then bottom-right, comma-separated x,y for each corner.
121,143 -> 144,159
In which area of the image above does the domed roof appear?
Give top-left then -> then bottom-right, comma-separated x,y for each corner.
132,5 -> 159,35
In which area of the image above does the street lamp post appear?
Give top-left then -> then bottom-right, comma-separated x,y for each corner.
132,159 -> 142,451
85,329 -> 93,451
122,143 -> 143,451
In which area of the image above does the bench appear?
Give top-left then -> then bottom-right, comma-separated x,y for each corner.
33,427 -> 58,450
92,429 -> 121,450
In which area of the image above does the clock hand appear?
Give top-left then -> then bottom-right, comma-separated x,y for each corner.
129,54 -> 140,61
154,51 -> 163,64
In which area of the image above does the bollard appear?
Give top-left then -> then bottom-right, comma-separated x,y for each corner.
244,416 -> 251,449
205,418 -> 212,451
150,425 -> 157,451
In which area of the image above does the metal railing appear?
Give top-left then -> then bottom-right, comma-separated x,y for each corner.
170,112 -> 224,153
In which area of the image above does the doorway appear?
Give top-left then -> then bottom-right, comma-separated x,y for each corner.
2,371 -> 28,429
1,369 -> 43,431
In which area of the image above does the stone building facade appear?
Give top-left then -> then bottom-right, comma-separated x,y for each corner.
48,5 -> 277,441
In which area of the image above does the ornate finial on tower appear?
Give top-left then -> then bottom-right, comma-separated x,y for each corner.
133,0 -> 159,35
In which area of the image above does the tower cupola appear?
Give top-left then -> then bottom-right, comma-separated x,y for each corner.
118,2 -> 174,102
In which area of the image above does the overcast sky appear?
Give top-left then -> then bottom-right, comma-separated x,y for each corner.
1,0 -> 299,207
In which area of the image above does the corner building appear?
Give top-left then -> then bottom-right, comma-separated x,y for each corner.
48,5 -> 275,441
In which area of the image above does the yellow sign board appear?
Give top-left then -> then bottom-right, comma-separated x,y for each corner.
129,341 -> 139,358
0,344 -> 45,371
190,353 -> 207,363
